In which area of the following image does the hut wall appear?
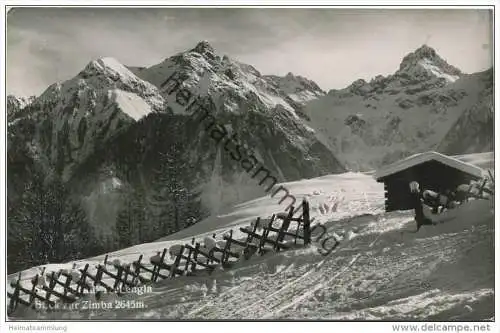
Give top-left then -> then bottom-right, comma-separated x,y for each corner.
380,160 -> 480,212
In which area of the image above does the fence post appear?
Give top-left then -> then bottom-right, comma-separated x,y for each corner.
132,255 -> 143,285
79,264 -> 90,294
28,274 -> 38,308
8,273 -> 22,315
191,243 -> 200,272
478,179 -> 488,197
152,248 -> 167,282
488,169 -> 494,183
221,230 -> 233,265
302,199 -> 311,245
113,265 -> 124,292
275,206 -> 294,251
62,273 -> 72,297
258,227 -> 270,255
184,246 -> 193,274
45,271 -> 57,308
94,265 -> 104,292
247,218 -> 260,245
169,246 -> 184,278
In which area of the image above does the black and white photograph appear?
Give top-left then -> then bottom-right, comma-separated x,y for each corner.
2,2 -> 496,328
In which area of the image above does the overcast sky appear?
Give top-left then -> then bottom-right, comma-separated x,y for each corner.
7,7 -> 493,97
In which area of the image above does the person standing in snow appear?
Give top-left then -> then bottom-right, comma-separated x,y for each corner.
409,181 -> 436,231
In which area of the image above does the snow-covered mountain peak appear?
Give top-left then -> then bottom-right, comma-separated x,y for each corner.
161,41 -> 223,75
398,44 -> 462,83
7,42 -> 339,186
78,57 -> 162,96
304,45 -> 491,171
10,56 -> 167,180
332,45 -> 464,99
402,44 -> 438,62
135,44 -> 327,118
190,40 -> 217,56
32,57 -> 166,115
84,57 -> 136,80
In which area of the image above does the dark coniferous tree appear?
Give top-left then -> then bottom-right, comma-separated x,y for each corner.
7,166 -> 97,272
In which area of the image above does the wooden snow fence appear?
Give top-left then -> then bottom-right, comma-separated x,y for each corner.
7,199 -> 312,315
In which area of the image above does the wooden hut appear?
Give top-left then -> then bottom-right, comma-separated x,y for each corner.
374,151 -> 484,212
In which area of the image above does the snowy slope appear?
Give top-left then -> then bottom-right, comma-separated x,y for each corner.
8,153 -> 494,320
110,89 -> 153,121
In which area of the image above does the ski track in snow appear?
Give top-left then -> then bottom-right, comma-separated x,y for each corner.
232,256 -> 329,317
266,253 -> 363,318
186,284 -> 241,317
234,232 -> 383,319
9,154 -> 495,320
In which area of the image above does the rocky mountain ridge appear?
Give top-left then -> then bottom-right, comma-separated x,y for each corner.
304,44 -> 493,171
7,41 -> 344,271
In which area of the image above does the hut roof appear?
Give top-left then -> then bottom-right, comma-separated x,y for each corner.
374,151 -> 484,181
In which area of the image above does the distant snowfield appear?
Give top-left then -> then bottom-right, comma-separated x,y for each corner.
8,153 -> 494,320
111,89 -> 153,121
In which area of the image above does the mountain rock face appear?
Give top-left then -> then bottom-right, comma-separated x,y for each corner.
123,41 -> 344,211
397,44 -> 462,82
7,41 -> 344,271
7,95 -> 35,122
7,95 -> 27,115
438,68 -> 494,155
305,45 -> 492,171
17,57 -> 166,180
264,72 -> 325,104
